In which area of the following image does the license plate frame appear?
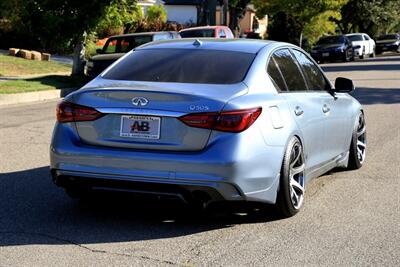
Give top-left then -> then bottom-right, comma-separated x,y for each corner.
120,115 -> 161,140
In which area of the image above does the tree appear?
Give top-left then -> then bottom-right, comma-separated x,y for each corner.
331,0 -> 400,37
228,0 -> 252,36
0,0 -> 131,75
97,0 -> 142,38
253,0 -> 348,45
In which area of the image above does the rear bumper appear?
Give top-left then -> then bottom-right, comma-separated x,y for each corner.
376,44 -> 399,52
50,122 -> 283,204
311,50 -> 345,62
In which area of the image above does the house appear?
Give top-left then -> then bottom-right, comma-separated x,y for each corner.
139,0 -> 268,37
163,0 -> 202,24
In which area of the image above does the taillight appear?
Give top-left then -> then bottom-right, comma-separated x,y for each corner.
57,101 -> 103,123
179,107 -> 262,133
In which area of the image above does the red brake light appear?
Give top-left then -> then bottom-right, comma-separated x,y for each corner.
179,107 -> 262,133
57,101 -> 103,123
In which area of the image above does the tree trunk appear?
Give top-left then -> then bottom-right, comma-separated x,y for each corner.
71,32 -> 87,76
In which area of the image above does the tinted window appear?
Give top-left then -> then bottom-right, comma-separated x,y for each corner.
317,36 -> 345,45
272,49 -> 307,92
103,35 -> 153,54
267,58 -> 287,92
347,35 -> 363,42
180,29 -> 215,38
103,49 -> 256,84
378,34 -> 399,40
292,49 -> 328,91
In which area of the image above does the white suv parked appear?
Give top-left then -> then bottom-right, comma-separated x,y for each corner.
346,33 -> 375,59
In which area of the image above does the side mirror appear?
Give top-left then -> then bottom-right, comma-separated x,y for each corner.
334,77 -> 355,93
96,49 -> 103,54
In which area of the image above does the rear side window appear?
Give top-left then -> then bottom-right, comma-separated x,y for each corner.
267,57 -> 287,92
103,49 -> 256,84
180,29 -> 215,38
291,49 -> 328,91
271,49 -> 307,92
103,35 -> 153,54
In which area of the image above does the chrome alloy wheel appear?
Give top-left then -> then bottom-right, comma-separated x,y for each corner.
356,113 -> 367,164
289,141 -> 305,209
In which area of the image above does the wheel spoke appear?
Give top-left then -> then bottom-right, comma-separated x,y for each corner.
290,177 -> 305,194
357,126 -> 366,136
357,140 -> 366,148
290,144 -> 302,168
291,163 -> 305,176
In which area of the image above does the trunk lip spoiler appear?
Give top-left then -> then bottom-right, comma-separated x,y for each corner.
96,107 -> 186,118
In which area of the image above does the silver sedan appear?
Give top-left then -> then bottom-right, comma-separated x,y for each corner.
50,39 -> 366,217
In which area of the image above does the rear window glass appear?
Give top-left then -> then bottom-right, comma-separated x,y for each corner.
347,35 -> 363,41
103,49 -> 256,84
180,29 -> 215,38
103,35 -> 153,54
378,34 -> 399,40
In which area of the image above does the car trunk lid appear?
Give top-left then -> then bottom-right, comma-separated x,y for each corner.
70,81 -> 248,151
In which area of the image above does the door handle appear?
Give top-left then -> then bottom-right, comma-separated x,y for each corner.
294,106 -> 304,116
322,104 -> 330,113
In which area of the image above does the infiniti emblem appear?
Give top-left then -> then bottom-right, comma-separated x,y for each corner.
131,97 -> 149,106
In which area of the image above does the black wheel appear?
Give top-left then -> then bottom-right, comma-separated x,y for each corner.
369,48 -> 375,58
348,112 -> 366,170
342,52 -> 349,62
359,54 -> 364,59
65,185 -> 90,199
276,137 -> 305,217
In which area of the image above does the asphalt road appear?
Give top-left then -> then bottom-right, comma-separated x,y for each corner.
1,55 -> 399,266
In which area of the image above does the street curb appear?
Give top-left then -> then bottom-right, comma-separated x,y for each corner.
0,89 -> 77,106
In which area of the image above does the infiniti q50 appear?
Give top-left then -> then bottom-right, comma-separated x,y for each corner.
50,39 -> 366,217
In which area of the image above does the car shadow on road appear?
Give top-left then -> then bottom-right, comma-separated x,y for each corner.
351,87 -> 400,105
0,167 -> 282,247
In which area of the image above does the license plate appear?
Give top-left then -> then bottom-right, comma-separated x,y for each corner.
322,52 -> 329,57
120,115 -> 160,139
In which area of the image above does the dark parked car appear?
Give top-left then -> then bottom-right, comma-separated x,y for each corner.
310,35 -> 354,63
85,32 -> 180,78
376,33 -> 400,54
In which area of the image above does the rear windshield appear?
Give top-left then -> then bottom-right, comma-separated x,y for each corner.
317,36 -> 345,45
102,49 -> 256,84
347,35 -> 363,41
378,34 -> 398,40
180,29 -> 215,38
103,35 -> 153,54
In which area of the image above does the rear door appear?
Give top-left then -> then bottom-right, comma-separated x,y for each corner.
291,49 -> 351,161
268,49 -> 327,169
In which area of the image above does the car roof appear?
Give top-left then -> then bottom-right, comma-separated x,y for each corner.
109,31 -> 177,39
180,26 -> 228,32
346,33 -> 368,36
137,38 -> 275,54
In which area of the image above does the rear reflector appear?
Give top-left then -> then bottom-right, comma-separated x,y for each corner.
57,101 -> 103,123
179,107 -> 262,133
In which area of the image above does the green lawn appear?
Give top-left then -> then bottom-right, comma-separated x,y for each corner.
0,54 -> 71,77
0,75 -> 89,94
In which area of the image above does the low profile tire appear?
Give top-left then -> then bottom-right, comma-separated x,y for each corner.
348,112 -> 367,170
369,49 -> 375,58
276,136 -> 306,217
65,186 -> 90,199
